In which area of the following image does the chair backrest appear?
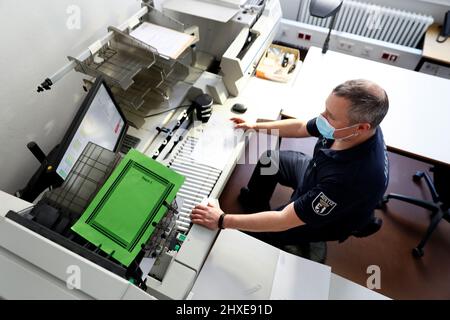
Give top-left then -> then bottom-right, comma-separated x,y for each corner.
433,166 -> 450,207
282,216 -> 383,263
338,216 -> 383,243
351,217 -> 383,238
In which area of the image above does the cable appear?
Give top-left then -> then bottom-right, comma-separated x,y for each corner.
144,104 -> 192,118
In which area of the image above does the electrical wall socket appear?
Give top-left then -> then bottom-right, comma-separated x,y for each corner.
361,46 -> 373,57
381,51 -> 399,62
338,40 -> 354,52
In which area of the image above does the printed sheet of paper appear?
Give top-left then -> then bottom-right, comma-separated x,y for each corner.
191,113 -> 244,171
130,22 -> 195,59
269,250 -> 331,300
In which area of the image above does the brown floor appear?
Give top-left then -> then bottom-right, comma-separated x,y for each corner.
219,133 -> 450,300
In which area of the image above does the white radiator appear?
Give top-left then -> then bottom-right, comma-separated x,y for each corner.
296,0 -> 434,48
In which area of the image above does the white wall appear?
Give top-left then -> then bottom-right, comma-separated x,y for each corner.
0,0 -> 141,194
280,0 -> 450,23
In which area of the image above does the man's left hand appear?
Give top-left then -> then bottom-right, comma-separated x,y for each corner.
191,202 -> 224,230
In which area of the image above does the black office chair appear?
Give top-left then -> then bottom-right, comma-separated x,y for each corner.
283,215 -> 383,264
381,167 -> 450,258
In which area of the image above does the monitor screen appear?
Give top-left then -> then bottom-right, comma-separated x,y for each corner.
55,78 -> 126,180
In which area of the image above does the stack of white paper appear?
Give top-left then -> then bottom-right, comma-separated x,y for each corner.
191,113 -> 244,171
269,251 -> 331,300
130,22 -> 195,59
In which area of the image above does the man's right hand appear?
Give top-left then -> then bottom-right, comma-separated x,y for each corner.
230,117 -> 256,131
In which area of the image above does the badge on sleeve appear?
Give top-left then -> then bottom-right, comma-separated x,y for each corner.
312,192 -> 337,216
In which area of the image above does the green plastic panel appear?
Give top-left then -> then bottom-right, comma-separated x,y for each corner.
71,149 -> 185,266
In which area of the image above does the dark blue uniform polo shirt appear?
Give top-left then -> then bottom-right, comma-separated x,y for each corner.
293,118 -> 389,233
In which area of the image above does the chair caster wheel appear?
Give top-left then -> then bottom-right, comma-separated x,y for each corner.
376,195 -> 389,210
376,200 -> 386,210
412,247 -> 424,258
413,172 -> 423,182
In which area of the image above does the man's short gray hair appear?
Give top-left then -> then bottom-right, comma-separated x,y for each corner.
332,79 -> 389,128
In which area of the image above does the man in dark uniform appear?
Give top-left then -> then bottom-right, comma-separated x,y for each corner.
191,79 -> 389,248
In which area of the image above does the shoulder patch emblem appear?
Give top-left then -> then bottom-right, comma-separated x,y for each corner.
312,192 -> 337,216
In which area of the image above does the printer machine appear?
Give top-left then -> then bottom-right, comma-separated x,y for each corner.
0,0 -> 282,300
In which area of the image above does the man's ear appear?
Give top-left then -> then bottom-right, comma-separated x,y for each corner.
358,123 -> 372,131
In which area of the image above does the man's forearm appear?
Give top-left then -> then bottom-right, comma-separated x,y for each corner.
254,119 -> 308,138
223,210 -> 293,232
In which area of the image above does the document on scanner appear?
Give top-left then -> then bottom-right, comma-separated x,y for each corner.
191,113 -> 244,170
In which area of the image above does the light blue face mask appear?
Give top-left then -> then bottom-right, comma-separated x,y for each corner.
316,114 -> 358,140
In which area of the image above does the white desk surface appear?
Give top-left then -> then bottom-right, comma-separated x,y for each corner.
191,228 -> 391,300
215,75 -> 297,124
190,229 -> 332,300
282,46 -> 450,165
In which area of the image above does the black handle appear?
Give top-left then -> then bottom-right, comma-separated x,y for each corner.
27,142 -> 47,164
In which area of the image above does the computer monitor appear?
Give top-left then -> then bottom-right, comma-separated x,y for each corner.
18,77 -> 127,202
55,78 -> 126,180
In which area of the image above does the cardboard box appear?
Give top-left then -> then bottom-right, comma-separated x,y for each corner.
256,44 -> 300,83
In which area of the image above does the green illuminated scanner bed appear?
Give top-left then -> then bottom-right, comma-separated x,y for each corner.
71,149 -> 184,266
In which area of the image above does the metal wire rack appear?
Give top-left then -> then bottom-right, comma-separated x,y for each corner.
44,142 -> 121,218
68,19 -> 202,125
68,27 -> 157,90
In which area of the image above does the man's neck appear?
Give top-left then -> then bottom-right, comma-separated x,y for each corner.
331,129 -> 376,151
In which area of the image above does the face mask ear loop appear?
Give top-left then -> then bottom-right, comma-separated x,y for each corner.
335,131 -> 358,141
334,124 -> 360,141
